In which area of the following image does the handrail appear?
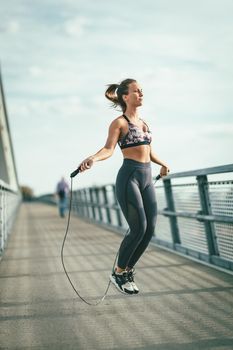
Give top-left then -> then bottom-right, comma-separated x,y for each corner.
0,67 -> 21,258
70,164 -> 233,272
164,163 -> 233,179
0,180 -> 21,257
0,179 -> 19,193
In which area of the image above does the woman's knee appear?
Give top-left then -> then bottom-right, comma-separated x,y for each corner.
128,219 -> 147,242
144,219 -> 156,240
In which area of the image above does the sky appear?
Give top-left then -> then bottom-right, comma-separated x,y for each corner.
0,0 -> 232,195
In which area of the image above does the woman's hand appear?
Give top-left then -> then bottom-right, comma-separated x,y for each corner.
160,165 -> 170,177
79,157 -> 94,172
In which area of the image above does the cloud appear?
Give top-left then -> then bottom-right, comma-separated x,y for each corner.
8,96 -> 83,125
28,66 -> 43,77
0,20 -> 20,34
63,16 -> 88,37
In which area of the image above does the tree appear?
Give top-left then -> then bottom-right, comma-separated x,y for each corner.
20,185 -> 34,201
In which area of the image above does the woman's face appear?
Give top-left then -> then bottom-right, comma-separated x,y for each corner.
124,82 -> 143,108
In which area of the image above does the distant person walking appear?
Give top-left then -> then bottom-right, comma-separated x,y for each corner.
56,177 -> 69,218
77,78 -> 170,295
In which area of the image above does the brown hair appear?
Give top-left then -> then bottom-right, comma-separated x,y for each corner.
105,78 -> 136,113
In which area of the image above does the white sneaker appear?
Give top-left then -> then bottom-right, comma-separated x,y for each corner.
127,269 -> 139,294
110,270 -> 134,295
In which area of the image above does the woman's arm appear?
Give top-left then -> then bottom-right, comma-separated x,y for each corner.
79,119 -> 121,172
150,145 -> 170,177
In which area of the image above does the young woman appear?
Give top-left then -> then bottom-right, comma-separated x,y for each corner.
78,78 -> 170,295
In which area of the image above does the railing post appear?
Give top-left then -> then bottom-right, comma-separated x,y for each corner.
74,190 -> 81,215
89,188 -> 96,220
163,178 -> 181,244
5,191 -> 8,239
112,184 -> 123,227
102,186 -> 111,224
94,188 -> 103,222
3,190 -> 6,248
75,190 -> 80,216
72,191 -> 78,215
78,190 -> 85,217
79,190 -> 84,216
197,175 -> 219,256
0,182 -> 21,257
83,189 -> 90,218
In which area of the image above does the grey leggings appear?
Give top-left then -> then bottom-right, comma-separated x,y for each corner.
116,159 -> 157,269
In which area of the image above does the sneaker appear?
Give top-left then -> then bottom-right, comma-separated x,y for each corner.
127,269 -> 139,294
110,270 -> 134,295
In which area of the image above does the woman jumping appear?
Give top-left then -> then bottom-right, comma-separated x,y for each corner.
78,78 -> 170,295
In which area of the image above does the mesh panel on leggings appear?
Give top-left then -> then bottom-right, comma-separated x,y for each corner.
127,202 -> 143,230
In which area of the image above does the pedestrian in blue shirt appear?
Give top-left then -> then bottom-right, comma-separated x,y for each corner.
56,177 -> 69,218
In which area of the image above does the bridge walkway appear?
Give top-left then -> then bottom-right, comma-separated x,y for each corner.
0,203 -> 233,350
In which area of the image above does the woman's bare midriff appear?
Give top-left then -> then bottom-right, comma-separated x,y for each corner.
121,145 -> 151,163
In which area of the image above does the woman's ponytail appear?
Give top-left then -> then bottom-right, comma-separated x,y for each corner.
105,84 -> 119,108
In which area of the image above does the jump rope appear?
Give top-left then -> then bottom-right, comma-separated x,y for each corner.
61,166 -> 161,306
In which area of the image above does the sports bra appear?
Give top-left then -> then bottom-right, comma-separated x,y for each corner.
118,114 -> 152,149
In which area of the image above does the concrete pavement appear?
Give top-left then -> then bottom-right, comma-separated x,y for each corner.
0,203 -> 233,350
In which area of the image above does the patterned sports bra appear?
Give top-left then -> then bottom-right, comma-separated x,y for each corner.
118,114 -> 152,149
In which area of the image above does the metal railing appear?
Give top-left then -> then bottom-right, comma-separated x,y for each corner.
34,193 -> 57,206
0,180 -> 21,257
71,164 -> 233,272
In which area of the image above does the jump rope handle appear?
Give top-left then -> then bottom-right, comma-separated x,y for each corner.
70,166 -> 81,178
